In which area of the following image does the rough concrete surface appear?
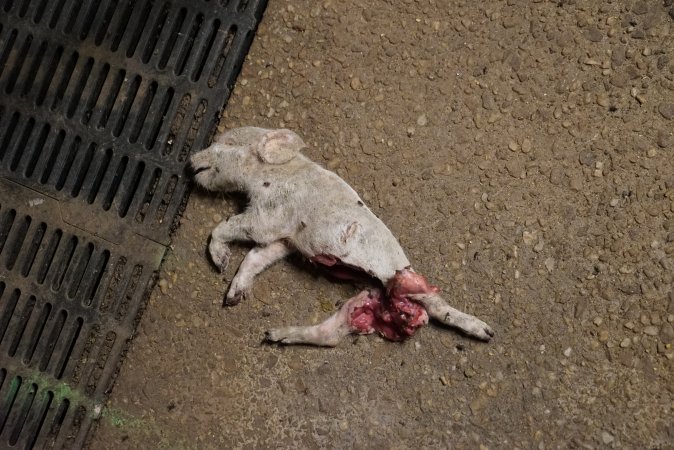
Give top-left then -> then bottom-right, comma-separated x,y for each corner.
90,0 -> 674,448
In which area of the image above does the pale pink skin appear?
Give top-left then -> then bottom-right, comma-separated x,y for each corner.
190,127 -> 494,347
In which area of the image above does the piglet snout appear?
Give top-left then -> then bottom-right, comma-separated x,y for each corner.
191,165 -> 211,175
188,152 -> 209,174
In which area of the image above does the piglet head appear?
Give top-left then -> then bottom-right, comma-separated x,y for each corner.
387,268 -> 440,298
190,127 -> 306,191
189,142 -> 254,192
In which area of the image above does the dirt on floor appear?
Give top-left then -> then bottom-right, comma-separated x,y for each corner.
89,0 -> 674,448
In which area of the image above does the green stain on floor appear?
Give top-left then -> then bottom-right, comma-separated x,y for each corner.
22,372 -> 145,428
19,370 -> 197,448
100,407 -> 144,429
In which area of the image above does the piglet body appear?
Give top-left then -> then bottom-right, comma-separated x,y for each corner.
190,127 -> 493,346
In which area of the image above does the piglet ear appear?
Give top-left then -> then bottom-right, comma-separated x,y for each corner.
256,129 -> 305,164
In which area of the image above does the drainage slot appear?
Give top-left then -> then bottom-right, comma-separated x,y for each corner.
54,317 -> 83,379
66,242 -> 94,299
84,249 -> 110,305
174,13 -> 204,76
23,302 -> 52,364
87,148 -> 113,204
118,160 -> 144,217
94,0 -> 119,46
141,2 -> 170,64
39,129 -> 65,184
116,265 -> 142,321
66,57 -> 95,118
49,50 -> 79,111
163,93 -> 190,156
10,117 -> 35,171
178,98 -> 208,162
237,0 -> 250,12
192,19 -> 220,82
82,63 -> 110,126
0,112 -> 20,162
110,0 -> 134,52
156,175 -> 178,224
5,214 -> 31,271
35,45 -> 63,106
126,0 -> 152,58
17,0 -> 31,17
209,25 -> 237,88
0,29 -> 18,81
20,41 -> 48,97
33,0 -> 49,23
129,80 -> 156,144
48,398 -> 70,440
97,69 -> 125,129
55,136 -> 81,191
39,310 -> 67,371
71,143 -> 96,198
0,376 -> 22,435
0,208 -> 17,255
26,390 -> 53,450
63,406 -> 86,450
100,256 -> 125,313
64,0 -> 84,35
4,34 -> 33,95
78,0 -> 99,41
8,382 -> 37,445
24,122 -> 50,178
102,155 -> 128,211
135,168 -> 161,222
0,288 -> 20,346
85,331 -> 116,396
36,229 -> 62,284
112,75 -> 141,137
21,221 -> 47,277
52,235 -> 78,292
158,7 -> 187,70
8,296 -> 36,357
71,324 -> 98,385
146,87 -> 174,150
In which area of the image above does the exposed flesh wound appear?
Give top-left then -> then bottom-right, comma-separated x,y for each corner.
387,267 -> 440,298
349,269 -> 437,341
310,254 -> 339,266
309,253 -> 372,281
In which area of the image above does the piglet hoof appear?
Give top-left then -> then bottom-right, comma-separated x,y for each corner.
461,318 -> 495,342
208,240 -> 231,273
264,329 -> 288,344
223,289 -> 246,307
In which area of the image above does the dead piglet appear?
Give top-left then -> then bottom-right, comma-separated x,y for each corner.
190,127 -> 494,346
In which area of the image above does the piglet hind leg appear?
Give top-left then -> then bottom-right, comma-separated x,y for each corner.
265,290 -> 373,347
410,293 -> 494,341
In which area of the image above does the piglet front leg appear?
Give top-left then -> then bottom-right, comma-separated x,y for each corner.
209,213 -> 257,272
265,290 -> 375,347
225,240 -> 293,306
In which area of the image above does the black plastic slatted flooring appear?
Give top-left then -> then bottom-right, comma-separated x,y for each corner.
0,0 -> 267,448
